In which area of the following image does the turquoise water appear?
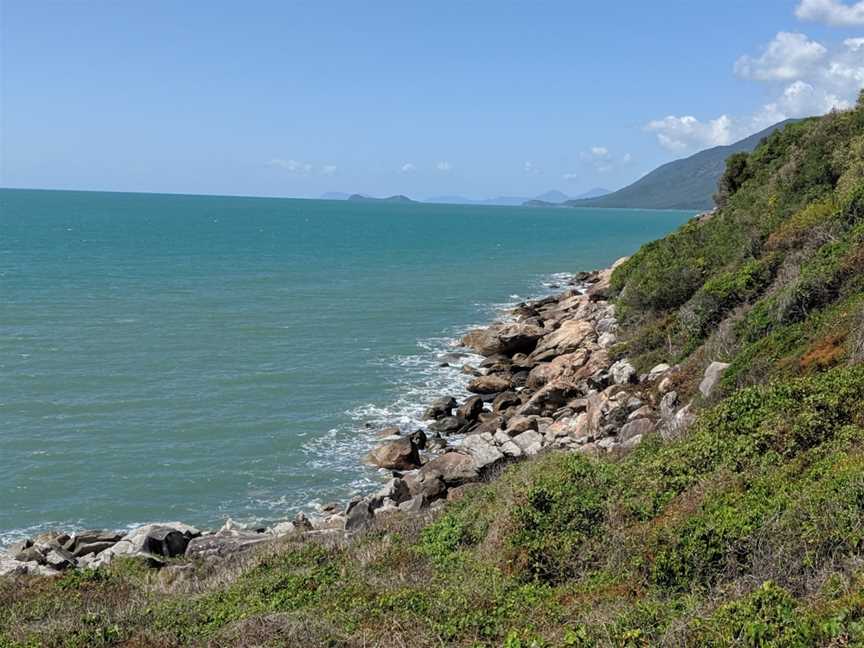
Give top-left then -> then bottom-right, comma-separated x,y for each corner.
0,189 -> 692,543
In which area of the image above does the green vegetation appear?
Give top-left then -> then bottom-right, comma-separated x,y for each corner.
3,98 -> 864,646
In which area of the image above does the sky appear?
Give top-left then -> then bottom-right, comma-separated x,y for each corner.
1,0 -> 863,200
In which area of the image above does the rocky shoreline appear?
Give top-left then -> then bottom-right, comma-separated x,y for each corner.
0,257 -> 713,578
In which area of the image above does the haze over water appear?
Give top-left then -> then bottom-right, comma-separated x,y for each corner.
0,189 -> 692,543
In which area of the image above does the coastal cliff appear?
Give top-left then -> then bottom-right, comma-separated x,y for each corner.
3,94 -> 864,646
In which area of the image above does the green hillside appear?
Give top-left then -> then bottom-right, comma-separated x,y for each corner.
567,120 -> 797,211
3,96 -> 864,647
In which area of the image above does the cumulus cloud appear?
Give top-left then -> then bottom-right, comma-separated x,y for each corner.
524,161 -> 540,175
562,172 -> 579,181
590,146 -> 609,157
436,161 -> 452,172
645,115 -> 735,152
796,0 -> 864,26
268,158 -> 313,173
400,162 -> 416,173
321,165 -> 337,176
648,28 -> 864,153
734,32 -> 827,81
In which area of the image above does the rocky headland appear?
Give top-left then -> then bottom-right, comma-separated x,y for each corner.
0,255 -> 717,579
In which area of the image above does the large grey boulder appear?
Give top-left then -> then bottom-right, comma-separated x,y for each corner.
462,323 -> 546,357
366,437 -> 421,471
456,396 -> 485,421
467,374 -> 511,395
610,359 -> 637,385
125,523 -> 198,558
699,362 -> 730,398
419,451 -> 479,486
185,533 -> 268,559
428,416 -> 468,435
619,417 -> 655,442
529,320 -> 595,361
424,397 -> 457,420
512,430 -> 544,455
460,434 -> 504,470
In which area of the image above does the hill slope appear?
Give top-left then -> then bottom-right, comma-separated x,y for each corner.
566,119 -> 797,210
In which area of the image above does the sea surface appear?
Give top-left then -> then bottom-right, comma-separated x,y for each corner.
0,189 -> 693,544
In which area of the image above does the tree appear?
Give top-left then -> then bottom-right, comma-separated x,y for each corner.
714,152 -> 751,208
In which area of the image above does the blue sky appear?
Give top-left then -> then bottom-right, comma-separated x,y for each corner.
2,1 -> 863,199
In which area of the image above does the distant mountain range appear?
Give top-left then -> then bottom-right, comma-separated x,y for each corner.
564,120 -> 797,211
319,120 -> 795,213
423,188 -> 609,207
321,189 -> 608,206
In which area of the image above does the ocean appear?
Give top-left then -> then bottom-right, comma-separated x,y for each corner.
0,188 -> 692,544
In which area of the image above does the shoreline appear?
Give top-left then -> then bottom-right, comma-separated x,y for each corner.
1,255 -> 692,577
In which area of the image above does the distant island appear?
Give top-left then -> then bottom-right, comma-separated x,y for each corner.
346,194 -> 416,203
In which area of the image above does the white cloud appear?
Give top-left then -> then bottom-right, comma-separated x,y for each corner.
622,153 -> 633,164
524,161 -> 540,175
645,115 -> 735,152
321,165 -> 337,176
400,162 -> 416,173
796,0 -> 864,26
734,32 -> 827,81
562,172 -> 579,181
648,27 -> 864,153
436,161 -> 452,172
590,146 -> 609,157
268,158 -> 313,173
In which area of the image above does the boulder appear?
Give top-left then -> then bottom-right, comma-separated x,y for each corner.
366,438 -> 421,471
423,397 -> 457,420
409,429 -> 428,450
529,320 -> 595,361
699,362 -> 730,398
72,541 -> 117,559
344,499 -> 375,532
44,548 -> 76,571
419,451 -> 478,486
619,417 -> 655,442
403,471 -> 447,502
627,405 -> 653,421
492,391 -> 521,413
185,533 -> 269,559
370,478 -> 412,508
598,332 -> 617,348
460,435 -> 505,470
269,521 -> 297,536
512,430 -> 544,455
456,396 -> 485,421
462,323 -> 546,357
503,415 -> 538,436
610,359 -> 637,385
33,532 -> 70,552
125,524 -> 194,558
467,374 -> 511,395
519,379 -> 581,416
526,350 -> 589,389
660,391 -> 679,419
428,416 -> 468,435
14,546 -> 44,563
648,363 -> 671,379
